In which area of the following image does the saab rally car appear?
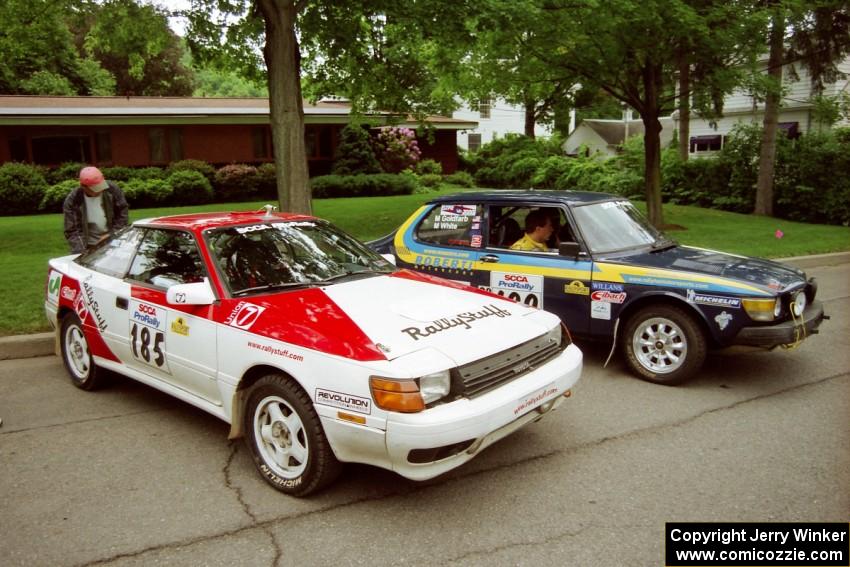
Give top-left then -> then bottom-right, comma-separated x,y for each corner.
44,209 -> 582,496
369,190 -> 827,385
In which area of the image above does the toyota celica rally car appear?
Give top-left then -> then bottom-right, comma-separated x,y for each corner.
368,190 -> 827,385
44,208 -> 582,496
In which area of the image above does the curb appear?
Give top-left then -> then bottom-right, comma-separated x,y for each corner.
2,252 -> 848,362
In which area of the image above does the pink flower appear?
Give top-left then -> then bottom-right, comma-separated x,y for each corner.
774,229 -> 784,239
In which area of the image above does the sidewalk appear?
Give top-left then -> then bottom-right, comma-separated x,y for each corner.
2,251 -> 848,361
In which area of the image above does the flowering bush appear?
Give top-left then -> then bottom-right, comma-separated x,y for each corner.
374,127 -> 421,173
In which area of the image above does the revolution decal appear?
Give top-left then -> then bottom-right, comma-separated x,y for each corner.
686,289 -> 742,308
225,302 -> 266,330
315,388 -> 372,415
401,303 -> 512,341
564,281 -> 590,296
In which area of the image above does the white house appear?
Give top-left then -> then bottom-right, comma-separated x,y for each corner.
563,116 -> 675,158
676,57 -> 850,157
454,97 -> 552,151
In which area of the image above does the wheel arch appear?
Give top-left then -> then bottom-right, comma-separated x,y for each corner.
228,363 -> 309,440
618,292 -> 717,347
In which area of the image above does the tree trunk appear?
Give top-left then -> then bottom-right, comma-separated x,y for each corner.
641,63 -> 665,228
754,12 -> 785,217
258,0 -> 312,214
677,54 -> 690,162
523,97 -> 536,138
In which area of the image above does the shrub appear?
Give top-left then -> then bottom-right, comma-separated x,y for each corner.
507,155 -> 542,187
332,123 -> 382,175
100,166 -> 136,182
214,164 -> 260,201
415,159 -> 443,175
133,167 -> 167,180
256,162 -> 277,199
47,162 -> 86,185
40,180 -> 78,212
531,156 -> 574,188
167,170 -> 213,205
167,159 -> 216,184
122,179 -> 173,208
0,162 -> 49,215
444,171 -> 474,187
419,173 -> 443,188
374,127 -> 421,173
311,173 -> 417,198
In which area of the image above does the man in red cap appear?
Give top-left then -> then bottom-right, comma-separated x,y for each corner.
63,166 -> 129,253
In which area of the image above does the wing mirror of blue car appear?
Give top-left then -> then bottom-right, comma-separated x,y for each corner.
558,241 -> 582,259
381,253 -> 397,266
167,278 -> 216,306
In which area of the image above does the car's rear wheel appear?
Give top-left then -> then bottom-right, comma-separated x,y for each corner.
60,313 -> 106,390
622,305 -> 706,385
244,374 -> 341,496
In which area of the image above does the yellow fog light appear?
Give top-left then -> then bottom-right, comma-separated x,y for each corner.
742,298 -> 777,322
369,377 -> 425,413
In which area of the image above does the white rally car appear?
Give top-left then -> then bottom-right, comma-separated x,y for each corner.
44,209 -> 583,495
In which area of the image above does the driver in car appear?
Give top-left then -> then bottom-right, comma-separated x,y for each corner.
510,209 -> 555,252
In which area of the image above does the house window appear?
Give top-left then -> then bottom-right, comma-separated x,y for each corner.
31,135 -> 92,165
252,127 -> 270,159
689,135 -> 723,153
149,128 -> 183,163
468,133 -> 482,153
478,98 -> 491,119
778,122 -> 800,140
8,137 -> 27,161
95,130 -> 112,163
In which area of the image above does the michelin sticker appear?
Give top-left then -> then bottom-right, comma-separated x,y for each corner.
715,311 -> 733,330
686,289 -> 741,308
485,271 -> 544,308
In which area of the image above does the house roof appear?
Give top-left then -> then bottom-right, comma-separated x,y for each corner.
577,118 -> 673,145
0,95 -> 477,129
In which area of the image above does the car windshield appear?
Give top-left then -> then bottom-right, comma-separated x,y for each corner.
207,220 -> 395,295
571,200 -> 668,254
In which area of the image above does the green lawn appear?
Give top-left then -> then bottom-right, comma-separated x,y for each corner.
1,188 -> 848,336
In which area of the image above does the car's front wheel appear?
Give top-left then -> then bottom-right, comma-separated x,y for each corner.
60,313 -> 107,390
243,374 -> 341,496
622,304 -> 706,385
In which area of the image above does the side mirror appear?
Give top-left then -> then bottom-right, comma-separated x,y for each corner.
381,253 -> 397,266
558,241 -> 582,259
167,278 -> 216,306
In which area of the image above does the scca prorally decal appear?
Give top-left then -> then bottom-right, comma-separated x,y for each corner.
225,302 -> 266,329
132,302 -> 165,330
591,281 -> 624,292
315,388 -> 371,415
82,278 -> 107,332
236,224 -> 271,234
686,289 -> 742,308
401,304 -> 512,341
590,290 -> 626,303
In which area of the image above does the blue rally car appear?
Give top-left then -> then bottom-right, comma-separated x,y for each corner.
369,190 -> 827,385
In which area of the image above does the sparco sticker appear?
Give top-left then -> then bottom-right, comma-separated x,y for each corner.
686,289 -> 741,309
225,302 -> 266,329
315,388 -> 372,415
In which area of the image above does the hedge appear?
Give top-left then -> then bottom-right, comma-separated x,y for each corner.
0,162 -> 49,215
311,173 -> 417,198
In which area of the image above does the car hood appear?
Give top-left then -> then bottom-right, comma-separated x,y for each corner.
319,272 -> 552,364
604,245 -> 807,294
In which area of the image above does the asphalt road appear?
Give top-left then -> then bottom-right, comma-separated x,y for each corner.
1,263 -> 848,567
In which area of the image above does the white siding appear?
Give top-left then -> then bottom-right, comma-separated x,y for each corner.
455,98 -> 552,151
563,126 -> 613,156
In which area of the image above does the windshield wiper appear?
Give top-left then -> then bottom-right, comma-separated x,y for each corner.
320,268 -> 394,284
232,282 -> 316,296
650,238 -> 677,253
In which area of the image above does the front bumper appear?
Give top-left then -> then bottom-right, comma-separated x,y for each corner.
734,300 -> 825,348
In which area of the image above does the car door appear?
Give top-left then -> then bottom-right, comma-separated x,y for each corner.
478,203 -> 594,334
401,202 -> 487,288
124,228 -> 222,405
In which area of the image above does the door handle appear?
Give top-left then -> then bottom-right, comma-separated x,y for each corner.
480,254 -> 500,263
116,297 -> 128,310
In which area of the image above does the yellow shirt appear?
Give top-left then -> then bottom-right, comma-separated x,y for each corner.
509,233 -> 548,252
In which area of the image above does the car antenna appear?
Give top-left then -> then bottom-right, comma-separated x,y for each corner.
259,204 -> 278,218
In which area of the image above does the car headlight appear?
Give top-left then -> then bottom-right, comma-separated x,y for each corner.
791,291 -> 807,316
742,298 -> 778,322
369,370 -> 451,412
544,324 -> 563,348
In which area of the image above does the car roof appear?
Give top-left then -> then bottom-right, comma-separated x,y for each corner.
134,210 -> 317,232
429,190 -> 621,206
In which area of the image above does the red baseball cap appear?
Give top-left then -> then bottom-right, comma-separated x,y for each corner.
79,167 -> 108,193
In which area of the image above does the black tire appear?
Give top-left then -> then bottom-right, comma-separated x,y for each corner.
60,313 -> 107,391
622,304 -> 707,385
243,374 -> 342,496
